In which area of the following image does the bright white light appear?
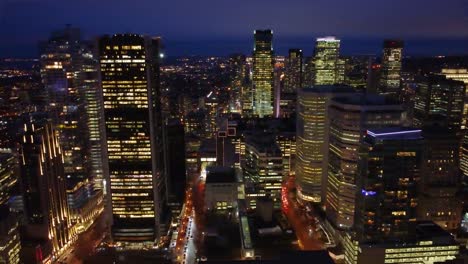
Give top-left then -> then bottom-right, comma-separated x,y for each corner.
159,53 -> 165,59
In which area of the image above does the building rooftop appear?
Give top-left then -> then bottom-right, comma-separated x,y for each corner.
301,85 -> 355,94
366,127 -> 422,140
206,166 -> 237,184
332,94 -> 400,106
244,130 -> 282,155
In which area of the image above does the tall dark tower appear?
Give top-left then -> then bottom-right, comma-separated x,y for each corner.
284,49 -> 303,93
378,40 -> 404,98
355,128 -> 423,242
98,34 -> 164,243
252,30 -> 274,118
163,118 -> 186,215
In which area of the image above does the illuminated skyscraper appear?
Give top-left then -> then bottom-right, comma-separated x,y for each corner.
414,75 -> 465,132
19,114 -> 74,262
378,40 -> 403,97
229,54 -> 247,114
311,37 -> 345,85
98,34 -> 164,243
252,30 -> 274,118
295,85 -> 354,203
0,152 -> 20,264
326,95 -> 404,229
355,128 -> 423,242
81,45 -> 107,191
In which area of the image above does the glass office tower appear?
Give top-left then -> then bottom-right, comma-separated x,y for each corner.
378,40 -> 403,98
252,30 -> 274,117
311,37 -> 345,85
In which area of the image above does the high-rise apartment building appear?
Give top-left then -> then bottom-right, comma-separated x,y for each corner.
19,114 -> 74,261
378,40 -> 403,98
311,37 -> 345,85
295,85 -> 354,203
326,95 -> 405,229
355,128 -> 423,242
252,30 -> 274,117
98,34 -> 164,243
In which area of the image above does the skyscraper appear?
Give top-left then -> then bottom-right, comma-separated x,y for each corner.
40,26 -> 89,184
163,118 -> 186,215
252,30 -> 274,118
0,152 -> 20,264
19,114 -> 74,261
439,68 -> 468,129
81,44 -> 107,191
326,95 -> 405,229
418,125 -> 462,231
284,49 -> 303,93
355,128 -> 423,242
229,54 -> 247,114
295,85 -> 354,203
378,40 -> 403,98
98,34 -> 164,243
413,75 -> 465,132
311,37 -> 345,85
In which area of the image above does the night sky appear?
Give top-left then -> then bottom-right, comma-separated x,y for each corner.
1,0 -> 468,57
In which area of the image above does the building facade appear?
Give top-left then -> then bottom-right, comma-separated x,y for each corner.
295,85 -> 354,203
252,30 -> 274,118
0,152 -> 20,264
326,95 -> 405,229
19,115 -> 74,261
355,128 -> 423,242
311,37 -> 345,85
414,75 -> 465,132
98,34 -> 164,243
378,40 -> 403,98
243,131 -> 283,209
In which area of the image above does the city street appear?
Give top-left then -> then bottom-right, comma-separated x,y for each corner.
282,177 -> 324,251
57,211 -> 108,264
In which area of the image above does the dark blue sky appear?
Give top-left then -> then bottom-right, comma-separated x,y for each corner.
1,0 -> 468,57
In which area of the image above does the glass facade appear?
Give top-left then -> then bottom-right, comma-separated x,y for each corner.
295,86 -> 354,203
378,40 -> 403,98
326,95 -> 404,229
252,30 -> 274,118
413,75 -> 465,132
312,37 -> 345,85
355,129 -> 423,242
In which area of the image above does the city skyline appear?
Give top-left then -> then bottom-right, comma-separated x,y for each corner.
1,0 -> 468,57
1,1 -> 468,262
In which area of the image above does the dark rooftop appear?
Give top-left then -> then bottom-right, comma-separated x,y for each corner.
206,166 -> 237,184
366,127 -> 422,140
301,84 -> 355,94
